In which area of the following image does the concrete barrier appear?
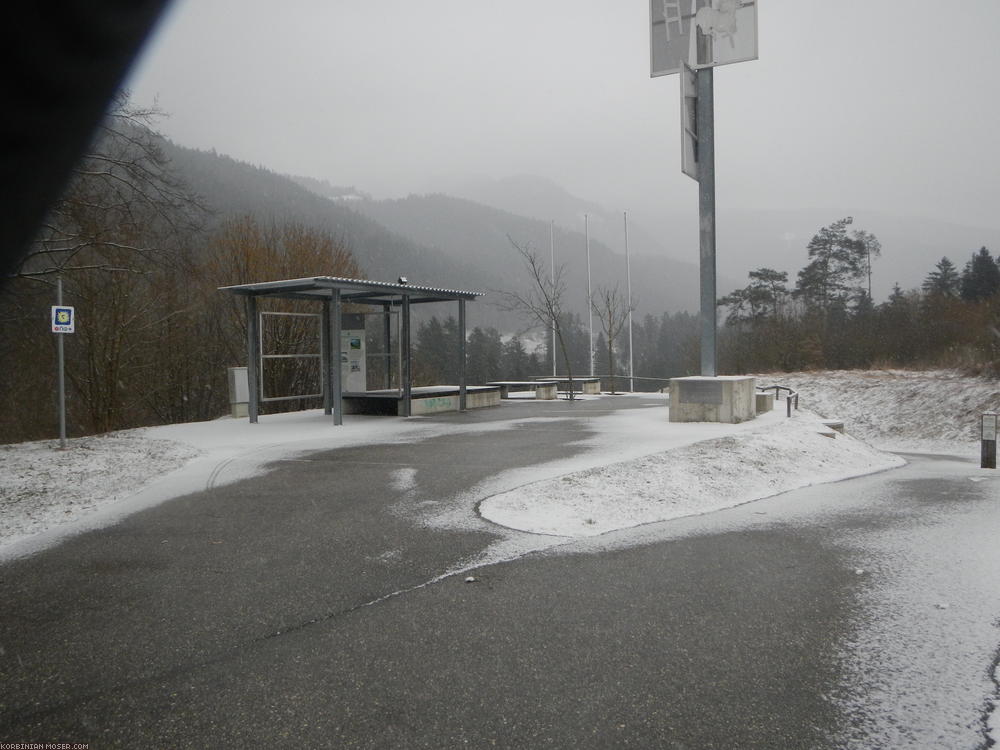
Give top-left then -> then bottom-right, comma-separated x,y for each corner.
755,391 -> 774,415
669,376 -> 756,424
487,381 -> 559,400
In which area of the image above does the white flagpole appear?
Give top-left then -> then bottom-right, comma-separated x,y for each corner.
625,211 -> 634,392
550,220 -> 556,376
585,213 -> 593,377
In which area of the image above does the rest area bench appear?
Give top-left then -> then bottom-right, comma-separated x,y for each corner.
486,381 -> 559,400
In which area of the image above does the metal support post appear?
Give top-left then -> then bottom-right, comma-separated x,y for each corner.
322,298 -> 332,416
696,66 -> 717,377
245,295 -> 260,423
458,299 -> 467,411
331,289 -> 343,425
382,304 -> 392,390
401,295 -> 411,417
56,276 -> 67,449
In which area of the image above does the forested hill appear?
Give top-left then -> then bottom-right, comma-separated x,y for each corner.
291,185 -> 708,318
162,142 -> 704,330
161,142 -> 465,292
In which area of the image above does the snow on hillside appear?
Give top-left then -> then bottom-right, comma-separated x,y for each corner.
762,369 -> 998,453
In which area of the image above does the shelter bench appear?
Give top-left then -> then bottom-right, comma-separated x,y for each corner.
531,376 -> 602,395
486,380 -> 559,400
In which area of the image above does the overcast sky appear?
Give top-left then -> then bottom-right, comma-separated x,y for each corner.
126,0 -> 1000,234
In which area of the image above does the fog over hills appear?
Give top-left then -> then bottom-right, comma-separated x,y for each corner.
164,137 -> 999,340
288,175 -> 711,323
164,143 -> 705,335
438,175 -> 1000,302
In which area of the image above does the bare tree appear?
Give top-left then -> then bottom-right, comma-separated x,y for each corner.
501,236 -> 576,400
200,215 -> 363,414
591,284 -> 632,393
14,91 -> 202,281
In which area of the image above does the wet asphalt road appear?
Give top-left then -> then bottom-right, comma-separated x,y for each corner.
0,397 -> 982,748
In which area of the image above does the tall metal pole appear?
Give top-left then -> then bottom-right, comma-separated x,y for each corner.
696,66 -> 717,377
382,303 -> 392,390
56,276 -> 67,449
322,299 -> 332,416
458,299 -> 468,411
401,295 -> 412,417
550,220 -> 556,377
331,288 -> 343,425
246,295 -> 260,423
585,213 -> 594,377
624,211 -> 634,392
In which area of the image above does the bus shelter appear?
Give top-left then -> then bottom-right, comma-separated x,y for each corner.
220,276 -> 483,425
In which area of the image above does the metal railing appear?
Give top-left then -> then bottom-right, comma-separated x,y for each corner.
757,384 -> 799,417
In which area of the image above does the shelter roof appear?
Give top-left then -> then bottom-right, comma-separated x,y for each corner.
219,276 -> 483,305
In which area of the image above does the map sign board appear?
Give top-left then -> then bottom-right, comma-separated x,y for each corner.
651,0 -> 758,77
51,306 -> 75,333
983,413 -> 998,442
680,61 -> 699,180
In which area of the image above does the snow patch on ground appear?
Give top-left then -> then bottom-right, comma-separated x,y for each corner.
390,467 -> 418,494
0,411 -> 574,559
479,409 -> 903,537
0,433 -> 199,544
824,459 -> 1000,749
0,368 -> 993,560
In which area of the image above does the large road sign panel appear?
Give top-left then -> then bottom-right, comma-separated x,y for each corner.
651,0 -> 758,77
680,61 -> 698,180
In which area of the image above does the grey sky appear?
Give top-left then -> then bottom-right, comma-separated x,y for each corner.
127,0 -> 1000,235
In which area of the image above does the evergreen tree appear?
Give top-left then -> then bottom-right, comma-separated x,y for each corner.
525,351 -> 541,377
593,332 -> 609,384
922,257 -> 960,297
414,316 -> 447,384
960,247 -> 1000,302
719,267 -> 788,324
440,316 -> 462,383
502,336 -> 530,379
794,217 -> 871,313
878,284 -> 922,365
466,327 -> 503,384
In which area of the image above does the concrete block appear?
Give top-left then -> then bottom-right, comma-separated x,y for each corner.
821,419 -> 845,434
669,376 -> 757,424
535,383 -> 558,400
755,392 -> 774,414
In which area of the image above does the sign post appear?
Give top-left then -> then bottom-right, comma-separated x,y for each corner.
982,412 -> 998,469
51,278 -> 75,449
651,0 -> 757,377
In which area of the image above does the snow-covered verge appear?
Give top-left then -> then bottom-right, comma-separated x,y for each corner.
0,434 -> 200,543
0,412 -> 532,558
0,369 -> 992,558
479,409 -> 903,536
759,369 -> 998,453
